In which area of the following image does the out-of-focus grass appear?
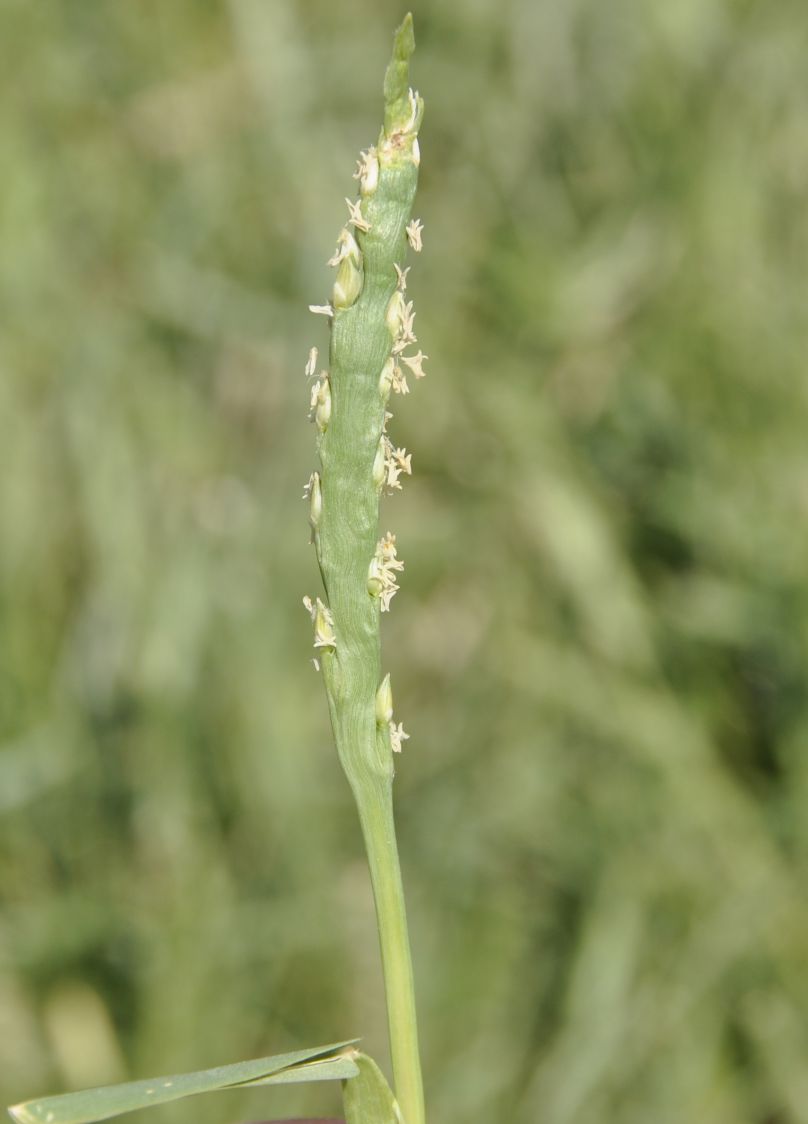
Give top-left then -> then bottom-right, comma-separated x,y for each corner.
2,2 -> 808,1123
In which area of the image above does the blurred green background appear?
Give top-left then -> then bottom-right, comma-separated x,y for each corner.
2,1 -> 808,1122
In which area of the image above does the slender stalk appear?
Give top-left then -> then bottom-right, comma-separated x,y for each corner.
355,776 -> 424,1124
302,15 -> 427,1124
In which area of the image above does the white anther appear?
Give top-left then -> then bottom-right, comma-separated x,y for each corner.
400,350 -> 428,380
406,219 -> 423,252
345,197 -> 371,233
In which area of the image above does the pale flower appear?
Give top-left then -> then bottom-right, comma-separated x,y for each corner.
389,721 -> 409,754
405,219 -> 423,252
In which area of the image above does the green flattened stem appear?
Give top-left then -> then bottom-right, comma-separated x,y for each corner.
305,14 -> 426,1124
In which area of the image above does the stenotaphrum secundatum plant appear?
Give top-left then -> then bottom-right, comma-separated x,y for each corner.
7,16 -> 426,1124
302,8 -> 427,1124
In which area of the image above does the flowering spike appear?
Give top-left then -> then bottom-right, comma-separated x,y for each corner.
302,21 -> 426,1124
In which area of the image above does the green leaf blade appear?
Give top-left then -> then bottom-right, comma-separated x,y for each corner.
9,1042 -> 359,1124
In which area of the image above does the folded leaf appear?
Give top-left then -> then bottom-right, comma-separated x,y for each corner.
240,1058 -> 358,1089
9,1042 -> 359,1124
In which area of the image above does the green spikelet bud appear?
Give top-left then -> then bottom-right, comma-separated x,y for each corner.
372,436 -> 386,490
379,356 -> 396,401
330,227 -> 364,310
333,255 -> 363,310
314,378 -> 331,432
367,554 -> 383,598
385,290 -> 406,338
375,673 -> 394,725
308,471 -> 322,532
313,601 -> 336,649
